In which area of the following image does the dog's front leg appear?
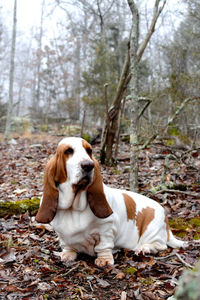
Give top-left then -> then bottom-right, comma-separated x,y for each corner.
60,248 -> 77,262
94,234 -> 114,267
95,249 -> 114,266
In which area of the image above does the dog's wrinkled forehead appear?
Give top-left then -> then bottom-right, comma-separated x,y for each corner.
58,137 -> 92,160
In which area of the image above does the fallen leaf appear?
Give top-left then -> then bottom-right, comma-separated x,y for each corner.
115,271 -> 126,279
94,275 -> 110,288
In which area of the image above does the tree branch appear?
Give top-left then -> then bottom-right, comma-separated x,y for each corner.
138,99 -> 152,119
154,189 -> 200,198
139,97 -> 200,150
137,0 -> 167,62
167,97 -> 200,128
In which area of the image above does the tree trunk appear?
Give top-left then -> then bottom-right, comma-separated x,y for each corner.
4,0 -> 17,139
72,37 -> 81,121
100,0 -> 167,164
127,0 -> 139,191
100,45 -> 130,164
35,0 -> 45,112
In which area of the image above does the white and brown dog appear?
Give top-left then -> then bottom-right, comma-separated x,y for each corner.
36,137 -> 186,267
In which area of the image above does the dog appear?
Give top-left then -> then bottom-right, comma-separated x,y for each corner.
35,137 -> 186,266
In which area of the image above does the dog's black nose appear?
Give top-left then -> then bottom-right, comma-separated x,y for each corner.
81,160 -> 94,172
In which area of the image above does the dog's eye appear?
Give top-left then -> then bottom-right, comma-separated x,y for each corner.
65,147 -> 74,155
86,148 -> 92,155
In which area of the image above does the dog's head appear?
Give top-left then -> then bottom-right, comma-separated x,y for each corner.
35,137 -> 113,223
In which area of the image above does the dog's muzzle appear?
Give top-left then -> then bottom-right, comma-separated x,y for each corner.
73,160 -> 94,195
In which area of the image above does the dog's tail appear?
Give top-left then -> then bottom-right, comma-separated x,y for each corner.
167,230 -> 187,248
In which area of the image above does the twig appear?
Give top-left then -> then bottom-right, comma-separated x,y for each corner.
155,252 -> 193,268
138,99 -> 152,119
180,147 -> 200,161
175,253 -> 193,269
154,189 -> 200,198
154,253 -> 176,260
164,97 -> 200,134
139,133 -> 158,150
88,280 -> 94,292
60,262 -> 80,277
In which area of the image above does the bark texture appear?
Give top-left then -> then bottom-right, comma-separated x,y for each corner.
127,0 -> 139,191
4,0 -> 17,139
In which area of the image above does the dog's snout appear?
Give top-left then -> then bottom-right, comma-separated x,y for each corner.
81,160 -> 94,173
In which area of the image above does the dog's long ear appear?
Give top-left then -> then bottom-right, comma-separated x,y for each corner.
35,144 -> 68,223
87,158 -> 113,218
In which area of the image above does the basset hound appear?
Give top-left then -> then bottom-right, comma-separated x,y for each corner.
35,137 -> 187,267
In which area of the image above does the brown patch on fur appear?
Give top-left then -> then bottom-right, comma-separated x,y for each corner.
123,193 -> 136,221
136,207 -> 155,239
87,154 -> 113,219
164,215 -> 170,241
35,144 -> 69,223
82,139 -> 93,157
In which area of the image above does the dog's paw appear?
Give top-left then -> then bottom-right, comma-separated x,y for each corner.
135,242 -> 167,255
95,257 -> 114,267
60,250 -> 77,262
95,251 -> 114,267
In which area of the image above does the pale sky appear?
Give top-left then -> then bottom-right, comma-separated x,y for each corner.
2,0 -> 185,42
2,0 -> 65,41
3,0 -> 42,31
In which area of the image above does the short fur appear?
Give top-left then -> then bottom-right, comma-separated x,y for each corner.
36,137 -> 187,266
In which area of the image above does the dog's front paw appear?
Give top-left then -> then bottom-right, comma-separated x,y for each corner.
60,250 -> 77,262
95,257 -> 114,267
95,251 -> 114,267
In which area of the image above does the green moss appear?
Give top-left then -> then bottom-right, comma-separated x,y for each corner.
166,139 -> 176,146
169,218 -> 188,231
189,218 -> 200,227
193,232 -> 200,240
168,126 -> 180,136
140,277 -> 154,285
175,231 -> 187,238
169,217 -> 200,240
113,169 -> 121,175
125,267 -> 137,275
40,124 -> 48,132
0,198 -> 40,217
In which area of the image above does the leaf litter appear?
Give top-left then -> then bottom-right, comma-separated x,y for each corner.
0,136 -> 200,299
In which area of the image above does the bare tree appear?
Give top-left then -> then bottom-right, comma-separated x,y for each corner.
100,0 -> 167,166
34,0 -> 45,112
4,0 -> 17,139
127,0 -> 139,191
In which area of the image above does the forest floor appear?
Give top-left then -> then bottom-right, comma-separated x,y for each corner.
0,134 -> 200,300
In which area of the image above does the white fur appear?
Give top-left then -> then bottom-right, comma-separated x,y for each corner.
46,137 -> 187,266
